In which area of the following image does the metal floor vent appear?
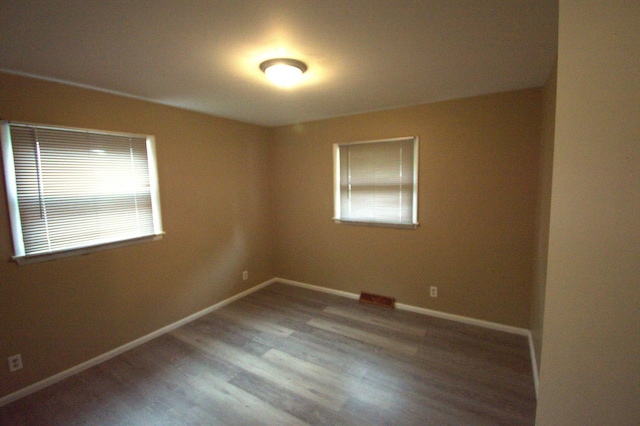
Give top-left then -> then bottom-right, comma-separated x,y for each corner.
359,292 -> 395,308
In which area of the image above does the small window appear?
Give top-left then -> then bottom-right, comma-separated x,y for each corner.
333,136 -> 419,229
1,121 -> 164,264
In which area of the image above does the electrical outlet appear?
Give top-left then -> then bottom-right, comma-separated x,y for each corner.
430,286 -> 438,298
242,270 -> 248,281
8,354 -> 23,372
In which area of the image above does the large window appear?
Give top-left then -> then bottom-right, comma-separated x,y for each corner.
1,121 -> 164,264
333,136 -> 419,229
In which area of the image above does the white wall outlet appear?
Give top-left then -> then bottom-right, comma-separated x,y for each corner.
430,286 -> 438,298
8,354 -> 23,372
242,270 -> 248,281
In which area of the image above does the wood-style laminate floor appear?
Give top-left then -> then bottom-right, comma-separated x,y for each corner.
0,282 -> 536,425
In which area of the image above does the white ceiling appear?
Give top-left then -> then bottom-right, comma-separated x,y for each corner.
0,1 -> 558,127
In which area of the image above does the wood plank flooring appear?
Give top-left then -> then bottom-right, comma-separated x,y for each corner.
0,282 -> 536,425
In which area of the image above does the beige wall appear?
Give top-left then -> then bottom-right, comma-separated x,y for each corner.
270,89 -> 542,328
0,73 -> 273,398
536,1 -> 640,424
0,73 -> 546,402
530,62 -> 557,374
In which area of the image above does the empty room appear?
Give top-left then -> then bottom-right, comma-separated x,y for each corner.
0,1 -> 638,425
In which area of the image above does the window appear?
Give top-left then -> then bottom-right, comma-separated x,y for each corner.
333,136 -> 419,229
1,121 -> 164,264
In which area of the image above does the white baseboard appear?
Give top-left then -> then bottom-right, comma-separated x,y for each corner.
528,332 -> 540,399
276,277 -> 539,398
1,276 -> 539,407
396,302 -> 530,336
0,279 -> 274,408
277,277 -> 529,334
275,277 -> 360,300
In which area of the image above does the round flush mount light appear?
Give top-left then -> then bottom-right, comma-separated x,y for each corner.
259,58 -> 307,87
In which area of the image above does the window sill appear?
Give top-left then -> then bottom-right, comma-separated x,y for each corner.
12,233 -> 164,265
333,219 -> 419,230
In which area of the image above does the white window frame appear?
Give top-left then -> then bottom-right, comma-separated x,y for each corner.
1,121 -> 164,264
333,136 -> 419,229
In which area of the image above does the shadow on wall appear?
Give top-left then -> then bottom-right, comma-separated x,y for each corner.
179,223 -> 248,309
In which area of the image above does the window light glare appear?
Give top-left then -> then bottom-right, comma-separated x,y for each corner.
260,58 -> 307,87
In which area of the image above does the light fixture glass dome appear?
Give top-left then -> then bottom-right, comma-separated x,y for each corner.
260,58 -> 307,87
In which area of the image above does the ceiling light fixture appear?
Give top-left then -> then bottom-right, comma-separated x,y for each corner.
259,58 -> 307,87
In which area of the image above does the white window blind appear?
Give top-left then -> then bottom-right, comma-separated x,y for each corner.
1,121 -> 163,264
333,136 -> 419,228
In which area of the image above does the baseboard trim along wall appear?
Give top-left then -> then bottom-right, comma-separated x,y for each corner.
276,277 -> 539,398
0,279 -> 274,408
1,276 -> 539,407
277,277 -> 530,334
528,332 -> 540,399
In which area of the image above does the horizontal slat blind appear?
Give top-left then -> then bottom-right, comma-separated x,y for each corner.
335,137 -> 418,227
5,122 -> 161,259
